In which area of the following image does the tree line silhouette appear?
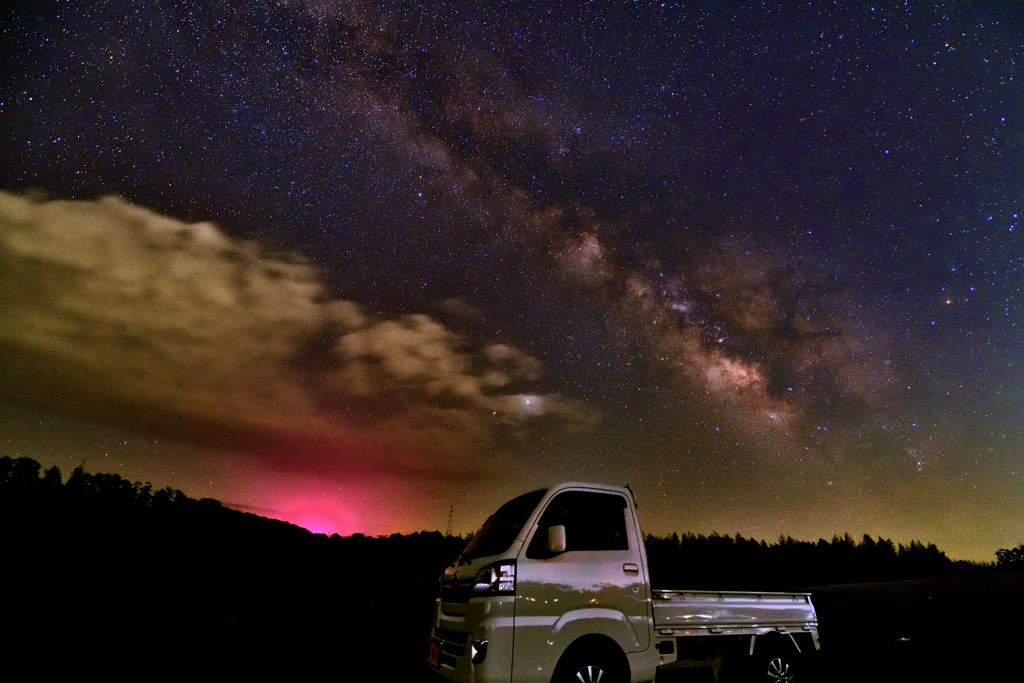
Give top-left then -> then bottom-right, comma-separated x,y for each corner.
644,530 -> 1001,590
4,454 -> 1020,594
3,454 -> 1022,675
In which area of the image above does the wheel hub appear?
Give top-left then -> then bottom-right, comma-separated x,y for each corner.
574,665 -> 606,683
767,656 -> 794,682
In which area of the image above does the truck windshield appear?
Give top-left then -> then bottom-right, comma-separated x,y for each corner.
460,488 -> 547,561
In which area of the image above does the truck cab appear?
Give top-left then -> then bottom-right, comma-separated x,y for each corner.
427,482 -> 818,683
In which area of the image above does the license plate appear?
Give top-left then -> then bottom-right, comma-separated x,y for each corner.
428,639 -> 441,667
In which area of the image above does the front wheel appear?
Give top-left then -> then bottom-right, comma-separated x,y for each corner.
555,648 -> 623,683
568,663 -> 610,683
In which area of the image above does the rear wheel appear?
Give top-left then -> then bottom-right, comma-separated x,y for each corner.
741,636 -> 804,683
745,647 -> 801,683
764,653 -> 795,682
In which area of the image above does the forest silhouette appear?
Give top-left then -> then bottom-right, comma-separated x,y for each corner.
2,454 -> 1022,678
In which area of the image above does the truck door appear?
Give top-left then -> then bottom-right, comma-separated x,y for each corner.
512,490 -> 650,682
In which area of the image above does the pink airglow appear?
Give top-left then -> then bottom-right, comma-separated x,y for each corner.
274,497 -> 358,536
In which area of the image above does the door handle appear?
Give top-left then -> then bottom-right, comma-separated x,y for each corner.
623,563 -> 639,573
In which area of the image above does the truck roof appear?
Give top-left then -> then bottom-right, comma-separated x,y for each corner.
539,481 -> 632,495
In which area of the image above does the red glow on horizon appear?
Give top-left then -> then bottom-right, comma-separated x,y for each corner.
274,497 -> 358,536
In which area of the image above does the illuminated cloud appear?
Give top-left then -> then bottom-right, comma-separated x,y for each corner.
0,191 -> 592,479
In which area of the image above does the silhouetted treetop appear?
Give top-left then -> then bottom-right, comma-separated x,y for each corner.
996,542 -> 1024,568
643,528 -> 976,591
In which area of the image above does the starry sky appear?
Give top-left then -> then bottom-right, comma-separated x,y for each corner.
2,0 -> 1022,560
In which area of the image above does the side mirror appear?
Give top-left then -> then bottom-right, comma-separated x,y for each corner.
546,525 -> 567,554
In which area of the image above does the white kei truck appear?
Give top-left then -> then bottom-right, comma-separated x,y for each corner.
427,482 -> 819,683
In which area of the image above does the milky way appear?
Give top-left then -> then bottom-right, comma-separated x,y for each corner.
2,0 -> 1022,559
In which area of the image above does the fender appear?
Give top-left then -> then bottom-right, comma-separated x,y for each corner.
548,607 -> 646,655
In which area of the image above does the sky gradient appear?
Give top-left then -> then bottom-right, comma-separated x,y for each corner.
2,0 -> 1022,560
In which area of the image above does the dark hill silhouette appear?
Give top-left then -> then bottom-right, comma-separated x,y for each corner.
0,455 -> 465,676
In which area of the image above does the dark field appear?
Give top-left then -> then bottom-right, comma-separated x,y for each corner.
806,572 -> 1022,682
9,572 -> 1018,681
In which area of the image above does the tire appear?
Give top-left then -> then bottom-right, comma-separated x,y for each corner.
765,654 -> 795,682
753,649 -> 799,683
554,647 -> 623,683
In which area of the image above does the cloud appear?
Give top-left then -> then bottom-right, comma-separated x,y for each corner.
0,191 -> 592,479
433,297 -> 485,321
313,313 -> 572,424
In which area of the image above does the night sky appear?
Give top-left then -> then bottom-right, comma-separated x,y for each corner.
2,0 -> 1022,560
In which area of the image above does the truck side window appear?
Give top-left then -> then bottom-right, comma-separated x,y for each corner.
525,491 -> 629,558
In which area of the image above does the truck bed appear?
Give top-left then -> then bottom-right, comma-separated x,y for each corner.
651,589 -> 817,636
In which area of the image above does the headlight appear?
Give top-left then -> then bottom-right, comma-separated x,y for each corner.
472,560 -> 516,595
